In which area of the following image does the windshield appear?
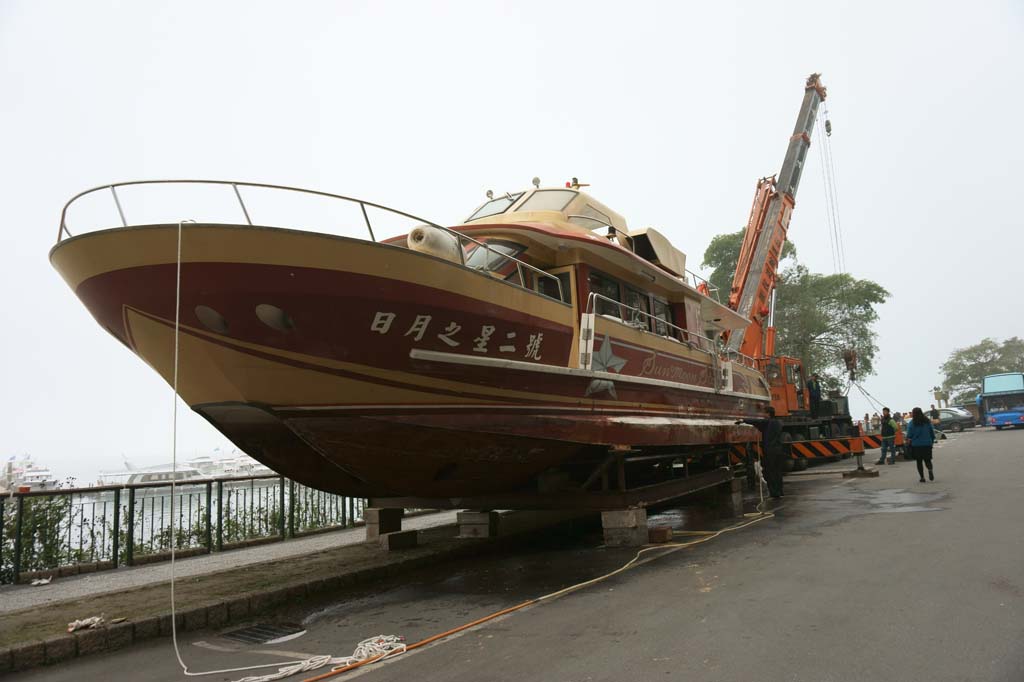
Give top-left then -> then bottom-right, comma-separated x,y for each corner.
982,373 -> 1024,394
465,193 -> 524,222
518,189 -> 577,212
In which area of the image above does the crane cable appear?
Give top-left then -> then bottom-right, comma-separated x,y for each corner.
817,112 -> 840,275
817,103 -> 847,275
822,103 -> 849,274
851,381 -> 887,415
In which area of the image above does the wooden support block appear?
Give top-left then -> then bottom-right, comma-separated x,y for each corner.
378,529 -> 418,551
648,526 -> 673,543
457,510 -> 499,538
364,508 -> 403,540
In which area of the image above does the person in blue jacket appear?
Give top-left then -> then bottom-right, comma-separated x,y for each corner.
906,407 -> 936,482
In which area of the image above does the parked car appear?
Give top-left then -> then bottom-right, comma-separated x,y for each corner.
935,407 -> 975,433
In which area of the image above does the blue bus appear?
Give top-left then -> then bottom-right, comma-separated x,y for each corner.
980,373 -> 1024,430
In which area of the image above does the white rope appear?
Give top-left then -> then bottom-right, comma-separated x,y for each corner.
166,219 -> 337,681
230,655 -> 334,682
329,635 -> 407,670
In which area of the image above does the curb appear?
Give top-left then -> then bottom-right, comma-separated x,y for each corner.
0,531 -> 490,675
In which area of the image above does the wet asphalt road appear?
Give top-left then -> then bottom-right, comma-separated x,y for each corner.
18,427 -> 1024,682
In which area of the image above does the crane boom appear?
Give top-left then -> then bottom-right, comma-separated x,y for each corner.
726,73 -> 827,358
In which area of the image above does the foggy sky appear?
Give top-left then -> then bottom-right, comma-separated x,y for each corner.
2,1 -> 1021,482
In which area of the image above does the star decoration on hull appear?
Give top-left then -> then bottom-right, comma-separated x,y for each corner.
585,334 -> 627,399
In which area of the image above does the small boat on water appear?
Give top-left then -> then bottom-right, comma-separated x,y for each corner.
51,178 -> 767,501
2,455 -> 61,492
96,452 -> 275,486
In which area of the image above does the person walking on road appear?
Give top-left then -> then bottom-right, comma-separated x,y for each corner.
763,406 -> 785,499
876,407 -> 899,465
907,407 -> 937,482
893,410 -> 906,457
929,404 -> 940,421
806,374 -> 823,418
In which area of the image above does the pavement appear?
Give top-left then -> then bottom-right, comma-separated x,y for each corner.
9,427 -> 1024,681
0,511 -> 459,613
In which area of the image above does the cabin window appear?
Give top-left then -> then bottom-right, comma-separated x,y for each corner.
569,204 -> 612,230
536,271 -> 570,303
465,192 -> 524,222
588,272 -> 621,317
518,189 -> 577,212
464,240 -> 524,272
568,215 -> 609,230
652,297 -> 672,337
623,287 -> 651,330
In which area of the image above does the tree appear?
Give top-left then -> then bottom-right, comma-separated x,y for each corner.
702,229 -> 889,387
940,337 -> 1024,404
774,265 -> 889,385
701,229 -> 796,297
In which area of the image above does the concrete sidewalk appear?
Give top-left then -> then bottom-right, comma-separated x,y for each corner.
0,510 -> 458,614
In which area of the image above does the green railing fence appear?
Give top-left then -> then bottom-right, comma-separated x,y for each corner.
0,475 -> 366,584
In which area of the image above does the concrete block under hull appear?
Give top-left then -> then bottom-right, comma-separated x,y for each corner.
602,508 -> 648,547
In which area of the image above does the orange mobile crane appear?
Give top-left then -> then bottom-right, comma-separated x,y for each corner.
725,73 -> 856,465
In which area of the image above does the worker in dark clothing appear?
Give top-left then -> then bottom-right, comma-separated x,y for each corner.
763,406 -> 785,498
876,407 -> 898,465
807,373 -> 823,418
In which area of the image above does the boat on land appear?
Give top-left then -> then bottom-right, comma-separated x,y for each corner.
51,178 -> 767,501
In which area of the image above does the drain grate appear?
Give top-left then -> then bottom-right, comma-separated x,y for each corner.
221,623 -> 306,645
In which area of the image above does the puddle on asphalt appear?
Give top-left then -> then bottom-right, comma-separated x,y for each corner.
646,506 -> 722,530
809,487 -> 946,514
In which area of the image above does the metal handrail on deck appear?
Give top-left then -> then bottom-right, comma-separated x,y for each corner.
56,179 -> 563,303
585,290 -> 720,352
685,270 -> 722,303
580,293 -> 767,393
583,292 -> 719,356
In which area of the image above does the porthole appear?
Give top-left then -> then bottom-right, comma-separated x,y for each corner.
195,305 -> 229,334
255,304 -> 294,332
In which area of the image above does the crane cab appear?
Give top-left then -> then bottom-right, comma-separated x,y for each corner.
760,355 -> 807,417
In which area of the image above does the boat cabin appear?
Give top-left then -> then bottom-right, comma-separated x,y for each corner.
453,185 -> 748,351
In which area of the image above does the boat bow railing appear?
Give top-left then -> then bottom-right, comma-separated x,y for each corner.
56,179 -> 563,303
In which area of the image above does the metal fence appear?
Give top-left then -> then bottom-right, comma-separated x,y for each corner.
0,475 -> 366,584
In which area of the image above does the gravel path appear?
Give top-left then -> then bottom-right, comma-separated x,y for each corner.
0,510 -> 457,613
